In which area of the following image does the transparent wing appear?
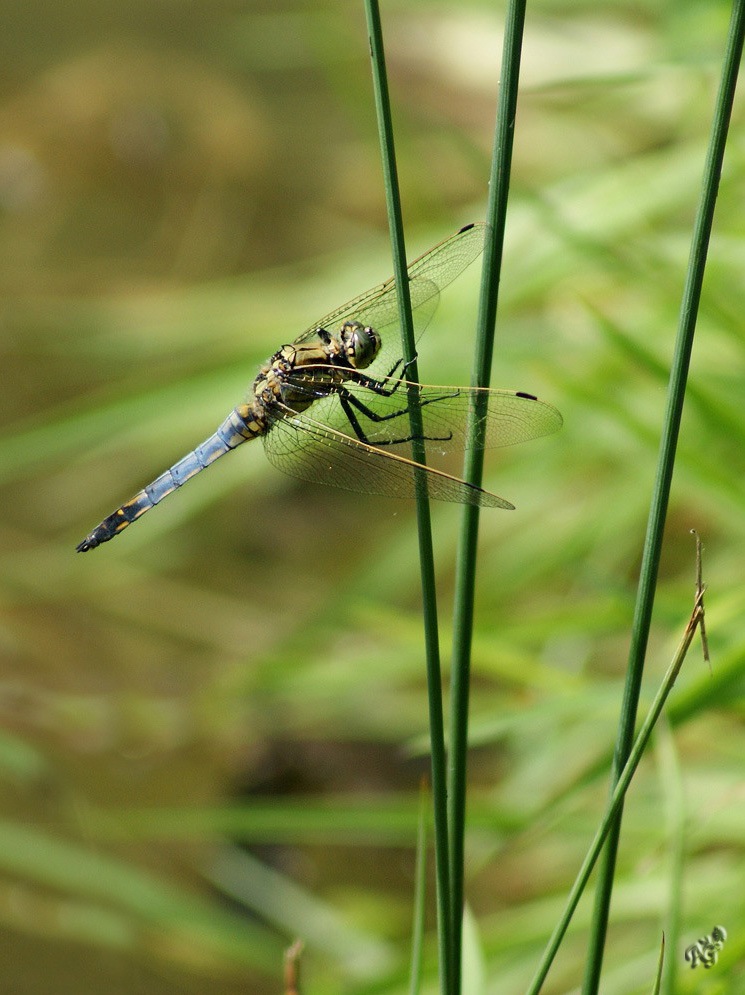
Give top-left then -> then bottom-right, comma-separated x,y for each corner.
262,381 -> 561,508
293,223 -> 488,375
277,371 -> 563,453
262,404 -> 514,509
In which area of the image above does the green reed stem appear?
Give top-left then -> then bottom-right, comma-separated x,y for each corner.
409,780 -> 429,995
527,592 -> 705,995
447,2 -> 527,991
580,5 -> 745,992
363,4 -> 452,993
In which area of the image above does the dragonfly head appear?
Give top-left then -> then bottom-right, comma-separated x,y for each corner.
340,320 -> 381,370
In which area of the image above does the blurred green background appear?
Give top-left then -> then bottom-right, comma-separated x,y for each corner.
1,1 -> 744,993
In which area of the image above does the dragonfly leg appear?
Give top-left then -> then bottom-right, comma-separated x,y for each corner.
337,389 -> 455,447
356,359 -> 413,397
343,381 -> 460,420
374,353 -> 417,391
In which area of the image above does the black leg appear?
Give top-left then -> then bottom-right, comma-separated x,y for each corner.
353,354 -> 417,397
344,382 -> 458,422
337,388 -> 454,447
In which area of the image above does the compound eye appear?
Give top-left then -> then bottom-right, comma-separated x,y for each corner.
346,323 -> 380,369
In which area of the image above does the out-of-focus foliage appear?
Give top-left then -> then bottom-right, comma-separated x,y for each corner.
0,2 -> 743,993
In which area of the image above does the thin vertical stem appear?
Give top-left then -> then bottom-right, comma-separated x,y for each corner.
447,3 -> 527,991
581,4 -> 745,991
363,4 -> 452,993
526,592 -> 705,995
408,780 -> 429,995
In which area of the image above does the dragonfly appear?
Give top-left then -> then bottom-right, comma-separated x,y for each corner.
76,222 -> 562,552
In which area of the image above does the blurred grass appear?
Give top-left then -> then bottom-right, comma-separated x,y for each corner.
1,2 -> 745,994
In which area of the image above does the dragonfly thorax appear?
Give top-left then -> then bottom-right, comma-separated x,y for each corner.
338,320 -> 381,369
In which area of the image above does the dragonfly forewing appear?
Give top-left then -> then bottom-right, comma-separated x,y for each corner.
293,223 -> 487,376
278,372 -> 563,454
